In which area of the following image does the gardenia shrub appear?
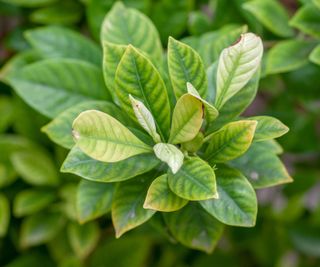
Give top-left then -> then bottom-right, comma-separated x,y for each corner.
5,2 -> 292,253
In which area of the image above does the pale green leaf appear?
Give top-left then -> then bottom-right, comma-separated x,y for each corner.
112,174 -> 156,238
13,189 -> 56,217
169,94 -> 203,144
72,110 -> 152,162
153,143 -> 184,174
77,180 -> 114,223
0,194 -> 10,237
309,44 -> 320,65
229,142 -> 293,188
168,37 -> 208,98
8,59 -> 111,118
215,33 -> 263,109
168,157 -> 218,201
115,46 -> 171,141
129,95 -> 161,143
164,203 -> 224,253
67,221 -> 100,259
61,146 -> 159,183
205,120 -> 257,164
144,174 -> 188,212
25,26 -> 102,66
181,132 -> 204,153
101,2 -> 162,62
200,166 -> 257,227
242,0 -> 294,37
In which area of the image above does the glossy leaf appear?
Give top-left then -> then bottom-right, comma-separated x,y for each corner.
242,0 -> 294,37
77,180 -> 114,223
101,2 -> 162,62
0,194 -> 9,237
164,203 -> 224,253
200,166 -> 257,227
8,59 -> 111,118
168,37 -> 208,98
205,120 -> 257,164
144,174 -> 188,212
25,26 -> 102,66
72,110 -> 152,162
168,157 -> 218,201
215,33 -> 263,109
169,93 -> 203,144
112,174 -> 156,238
153,143 -> 184,174
115,46 -> 171,140
229,142 -> 293,188
309,44 -> 320,65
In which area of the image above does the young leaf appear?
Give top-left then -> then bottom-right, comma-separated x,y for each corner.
8,59 -> 111,118
115,46 -> 171,141
309,44 -> 320,65
265,40 -> 316,75
72,110 -> 152,162
169,94 -> 203,144
215,33 -> 263,109
242,0 -> 294,37
101,2 -> 162,62
249,116 -> 289,141
0,194 -> 10,237
229,142 -> 293,189
62,146 -> 159,183
129,95 -> 161,143
112,174 -> 156,238
164,203 -> 224,253
25,26 -> 102,66
200,166 -> 257,227
168,157 -> 218,201
181,132 -> 204,153
144,174 -> 188,212
13,189 -> 56,217
205,120 -> 257,164
67,221 -> 100,259
153,143 -> 184,174
77,180 -> 114,223
168,37 -> 208,98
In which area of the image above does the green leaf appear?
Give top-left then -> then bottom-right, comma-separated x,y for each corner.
143,174 -> 188,212
11,150 -> 59,186
168,157 -> 218,201
169,93 -> 203,144
153,143 -> 184,174
61,146 -> 159,183
0,0 -> 57,7
8,59 -> 111,118
205,120 -> 257,164
200,166 -> 257,227
168,37 -> 208,99
20,212 -> 65,248
25,26 -> 102,66
309,44 -> 320,65
164,203 -> 224,253
129,95 -> 161,143
248,116 -> 289,141
101,2 -> 162,62
13,189 -> 56,217
181,132 -> 204,153
72,110 -> 152,162
42,100 -> 128,149
265,40 -> 316,75
0,194 -> 10,237
112,173 -> 156,238
77,180 -> 114,223
229,142 -> 293,188
289,4 -> 320,38
67,221 -> 100,259
115,46 -> 171,140
242,0 -> 294,37
215,33 -> 263,109
187,82 -> 219,123
0,96 -> 14,133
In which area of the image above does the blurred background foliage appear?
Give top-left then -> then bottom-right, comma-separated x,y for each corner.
0,0 -> 319,266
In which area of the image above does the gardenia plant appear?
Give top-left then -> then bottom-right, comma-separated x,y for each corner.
6,2 -> 292,253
